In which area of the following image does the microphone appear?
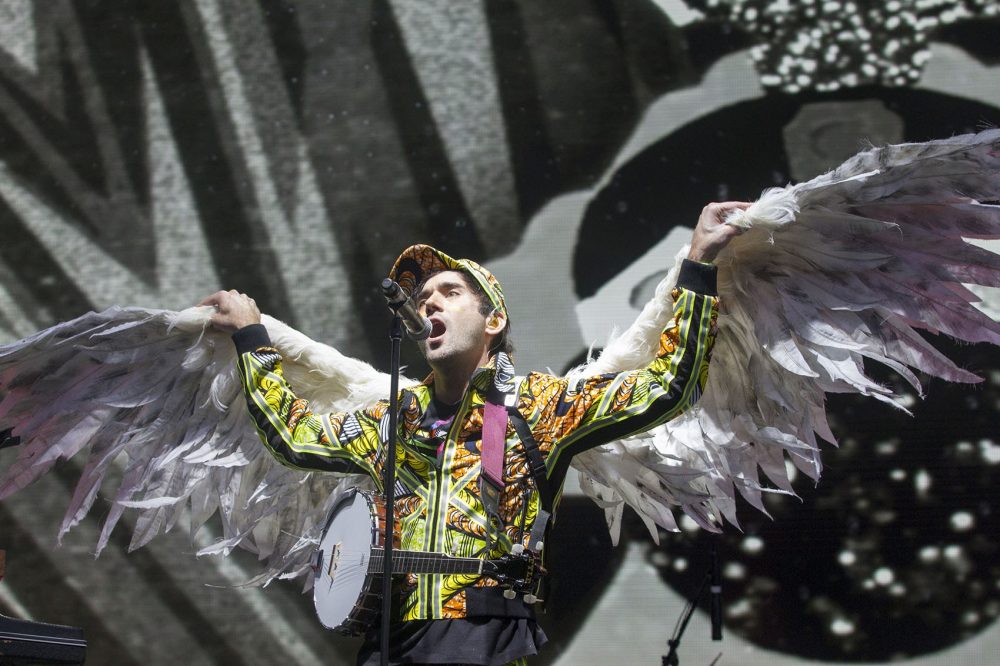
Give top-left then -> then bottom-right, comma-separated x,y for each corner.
381,278 -> 432,341
710,539 -> 722,641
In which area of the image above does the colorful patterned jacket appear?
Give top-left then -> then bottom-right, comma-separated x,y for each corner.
232,260 -> 719,622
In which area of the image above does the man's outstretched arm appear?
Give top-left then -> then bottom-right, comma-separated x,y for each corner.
200,290 -> 383,479
530,201 -> 747,480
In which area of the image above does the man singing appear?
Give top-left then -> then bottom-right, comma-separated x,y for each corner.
201,201 -> 745,665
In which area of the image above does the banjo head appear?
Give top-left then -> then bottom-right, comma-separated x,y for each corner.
313,489 -> 378,633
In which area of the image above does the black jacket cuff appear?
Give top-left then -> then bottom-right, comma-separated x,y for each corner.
232,323 -> 272,355
676,259 -> 718,296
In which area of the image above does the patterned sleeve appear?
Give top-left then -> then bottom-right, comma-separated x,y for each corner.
533,260 -> 720,482
233,324 -> 385,479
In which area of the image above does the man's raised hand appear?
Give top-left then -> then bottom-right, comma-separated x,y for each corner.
198,290 -> 261,333
687,201 -> 751,263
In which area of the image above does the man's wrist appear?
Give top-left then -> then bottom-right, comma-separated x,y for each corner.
676,259 -> 718,296
686,240 -> 720,263
232,323 -> 272,355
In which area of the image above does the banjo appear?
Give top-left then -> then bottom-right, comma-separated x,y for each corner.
312,489 -> 541,635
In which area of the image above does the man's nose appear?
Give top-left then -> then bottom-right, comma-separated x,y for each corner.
421,293 -> 442,316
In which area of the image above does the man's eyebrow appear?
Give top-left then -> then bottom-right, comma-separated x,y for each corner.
417,279 -> 466,300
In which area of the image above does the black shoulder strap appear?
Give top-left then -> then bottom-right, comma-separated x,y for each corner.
483,379 -> 555,559
505,404 -> 553,512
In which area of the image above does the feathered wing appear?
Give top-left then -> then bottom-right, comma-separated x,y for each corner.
3,130 -> 998,578
571,129 -> 1000,544
0,306 -> 396,586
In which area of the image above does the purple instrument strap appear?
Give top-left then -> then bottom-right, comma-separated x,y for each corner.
482,400 -> 507,488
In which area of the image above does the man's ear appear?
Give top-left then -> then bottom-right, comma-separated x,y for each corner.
485,309 -> 506,336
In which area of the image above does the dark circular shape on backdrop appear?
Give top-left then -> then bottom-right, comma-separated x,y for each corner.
635,339 -> 999,661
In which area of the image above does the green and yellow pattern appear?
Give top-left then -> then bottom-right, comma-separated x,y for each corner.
236,284 -> 718,621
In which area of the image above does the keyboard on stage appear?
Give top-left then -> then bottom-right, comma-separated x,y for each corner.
0,614 -> 87,665
0,550 -> 87,665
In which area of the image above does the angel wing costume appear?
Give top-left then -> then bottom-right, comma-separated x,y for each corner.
1,129 -> 998,587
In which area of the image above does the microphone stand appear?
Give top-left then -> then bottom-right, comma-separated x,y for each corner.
661,539 -> 723,666
379,312 -> 404,666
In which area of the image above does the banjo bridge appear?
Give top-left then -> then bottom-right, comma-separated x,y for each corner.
326,542 -> 342,580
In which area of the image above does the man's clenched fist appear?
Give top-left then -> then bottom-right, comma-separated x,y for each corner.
198,290 -> 261,332
687,201 -> 750,263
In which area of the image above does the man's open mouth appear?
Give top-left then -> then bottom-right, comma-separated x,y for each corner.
428,319 -> 446,345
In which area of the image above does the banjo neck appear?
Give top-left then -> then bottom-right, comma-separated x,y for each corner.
368,547 -> 485,576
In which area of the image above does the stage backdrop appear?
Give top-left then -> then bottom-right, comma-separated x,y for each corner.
0,1 -> 998,664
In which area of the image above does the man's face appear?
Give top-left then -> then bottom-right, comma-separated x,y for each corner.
415,270 -> 491,370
